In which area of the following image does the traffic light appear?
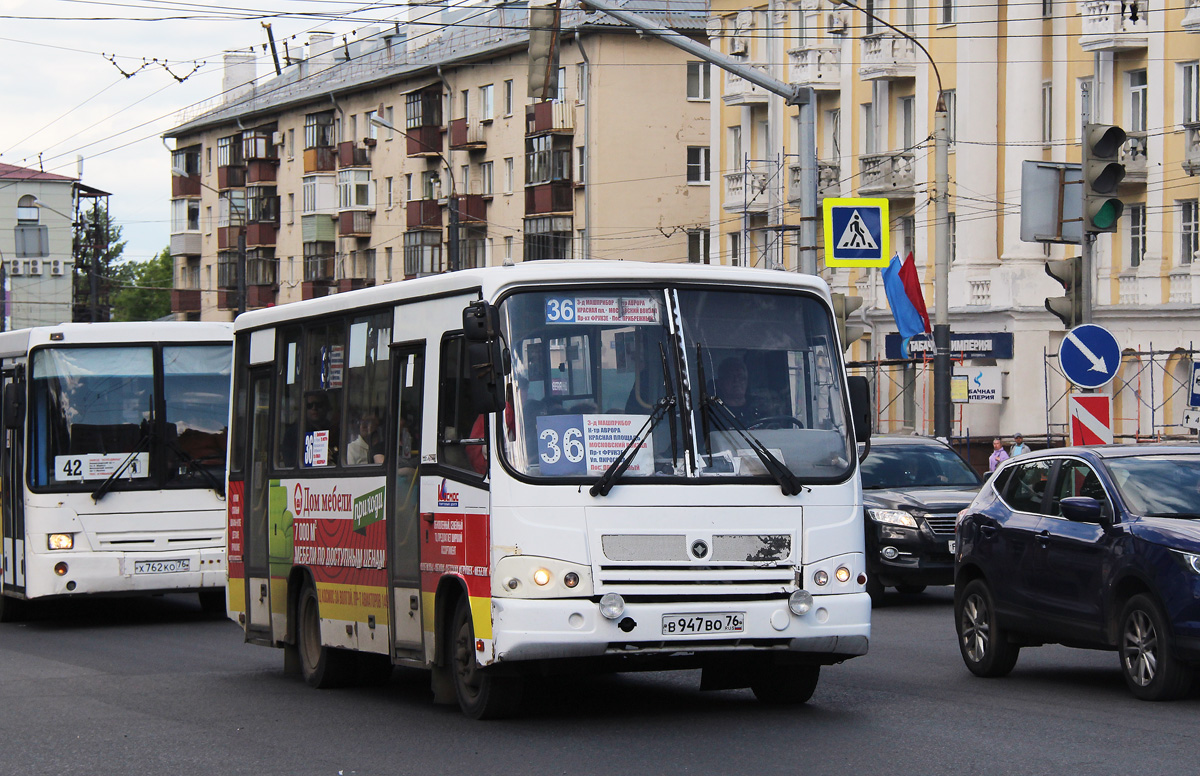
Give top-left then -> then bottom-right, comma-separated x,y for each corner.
1082,123 -> 1126,233
1044,256 -> 1083,328
831,292 -> 865,351
528,2 -> 561,100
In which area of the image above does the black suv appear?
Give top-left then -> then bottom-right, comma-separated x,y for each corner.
860,436 -> 982,604
955,446 -> 1200,700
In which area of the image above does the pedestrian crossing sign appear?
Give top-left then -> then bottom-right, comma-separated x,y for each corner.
823,197 -> 890,267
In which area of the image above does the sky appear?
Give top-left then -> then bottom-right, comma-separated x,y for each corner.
0,1 -> 415,265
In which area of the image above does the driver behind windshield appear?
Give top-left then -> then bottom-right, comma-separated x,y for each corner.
716,356 -> 763,424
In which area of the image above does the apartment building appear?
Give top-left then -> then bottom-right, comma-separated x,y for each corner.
163,1 -> 711,320
708,0 -> 1200,442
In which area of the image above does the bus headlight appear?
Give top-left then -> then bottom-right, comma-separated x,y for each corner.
492,556 -> 593,598
48,533 -> 74,550
789,590 -> 814,615
599,593 -> 625,619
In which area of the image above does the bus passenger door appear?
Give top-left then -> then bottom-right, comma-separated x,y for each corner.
242,370 -> 274,643
0,367 -> 25,597
389,345 -> 425,657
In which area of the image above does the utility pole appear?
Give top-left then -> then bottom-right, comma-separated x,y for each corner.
933,102 -> 951,438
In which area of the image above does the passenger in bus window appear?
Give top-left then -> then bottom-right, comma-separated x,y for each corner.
347,411 -> 385,465
396,413 -> 418,474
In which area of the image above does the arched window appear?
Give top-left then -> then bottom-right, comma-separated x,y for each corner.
14,195 -> 48,257
16,195 -> 39,224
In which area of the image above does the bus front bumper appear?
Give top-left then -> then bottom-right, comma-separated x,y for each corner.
23,547 -> 226,599
490,592 -> 871,663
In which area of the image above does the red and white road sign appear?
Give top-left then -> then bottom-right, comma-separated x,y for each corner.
1069,395 -> 1113,446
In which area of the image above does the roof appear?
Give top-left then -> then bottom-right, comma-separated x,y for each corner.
1026,444 -> 1200,460
166,0 -> 708,138
867,435 -> 951,447
0,163 -> 76,183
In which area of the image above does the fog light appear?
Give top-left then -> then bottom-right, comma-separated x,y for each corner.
48,533 -> 73,550
533,568 -> 551,586
54,562 -> 69,576
881,546 -> 899,560
563,571 -> 580,588
505,577 -> 520,590
788,589 -> 814,615
599,592 -> 625,619
813,570 -> 829,586
835,566 -> 851,583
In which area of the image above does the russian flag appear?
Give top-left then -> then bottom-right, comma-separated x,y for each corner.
882,252 -> 932,358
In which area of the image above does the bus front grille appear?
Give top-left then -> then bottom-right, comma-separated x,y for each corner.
595,564 -> 794,597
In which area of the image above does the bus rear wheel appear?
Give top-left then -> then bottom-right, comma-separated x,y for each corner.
751,663 -> 820,705
450,597 -> 523,719
297,581 -> 355,689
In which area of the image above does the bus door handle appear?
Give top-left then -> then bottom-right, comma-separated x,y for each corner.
421,512 -> 435,523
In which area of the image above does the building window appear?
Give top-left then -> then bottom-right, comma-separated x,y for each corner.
687,61 -> 710,100
904,0 -> 917,31
247,186 -> 279,223
687,229 -> 710,264
505,157 -> 515,194
524,216 -> 572,261
862,103 -> 876,154
577,146 -> 585,184
1129,203 -> 1146,268
217,134 -> 244,168
941,0 -> 956,24
504,79 -> 514,116
555,66 -> 567,103
480,161 -> 494,195
245,248 -> 278,286
287,128 -> 295,157
686,146 -> 710,183
406,88 -> 442,129
404,231 -> 442,276
1042,0 -> 1052,15
526,135 -> 571,185
304,242 -> 335,281
405,174 -> 413,203
461,164 -> 470,196
480,84 -> 494,121
460,226 -> 487,270
171,199 -> 201,232
1042,82 -> 1053,145
421,170 -> 440,201
729,232 -> 741,267
728,126 -> 742,168
1129,70 -> 1148,132
338,170 -> 374,209
901,215 -> 916,258
504,235 -> 514,262
304,110 -> 335,149
459,90 -> 469,122
1180,200 -> 1198,266
14,195 -> 47,257
1184,62 -> 1199,125
944,89 -> 957,147
826,109 -> 840,160
172,145 -> 201,176
384,246 -> 393,281
900,96 -> 915,150
287,193 -> 295,224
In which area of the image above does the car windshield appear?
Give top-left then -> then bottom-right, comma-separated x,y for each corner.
497,286 -> 855,483
859,443 -> 981,489
1105,454 -> 1200,517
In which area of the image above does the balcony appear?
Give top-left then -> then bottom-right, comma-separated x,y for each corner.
337,278 -> 375,294
407,199 -> 443,229
245,222 -> 277,247
301,281 -> 336,301
217,166 -> 246,189
1185,0 -> 1200,32
525,101 -> 575,135
857,152 -> 915,198
338,210 -> 373,237
217,226 -> 242,251
338,141 -> 370,168
788,160 -> 842,203
1121,132 -> 1148,183
171,174 -> 201,198
859,33 -> 917,80
246,284 -> 278,308
525,182 -> 573,215
1079,0 -> 1148,51
1184,123 -> 1200,176
303,146 -> 337,173
449,119 -> 487,150
722,63 -> 771,106
246,159 -> 278,184
170,231 -> 201,256
787,46 -> 841,90
170,289 -> 201,314
722,170 -> 768,213
450,194 -> 487,222
406,125 -> 443,157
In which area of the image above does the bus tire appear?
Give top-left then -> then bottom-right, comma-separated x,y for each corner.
751,663 -> 820,705
450,597 -> 523,719
297,581 -> 355,689
198,589 -> 225,616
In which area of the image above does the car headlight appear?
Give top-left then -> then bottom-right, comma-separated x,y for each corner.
867,509 -> 919,528
1174,550 -> 1200,574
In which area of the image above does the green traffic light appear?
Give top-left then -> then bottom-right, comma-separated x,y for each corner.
1092,199 -> 1122,230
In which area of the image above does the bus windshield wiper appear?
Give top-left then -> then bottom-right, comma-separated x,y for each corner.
589,394 -> 676,497
701,395 -> 805,496
92,429 -> 153,503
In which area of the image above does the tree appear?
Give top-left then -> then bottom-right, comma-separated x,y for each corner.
110,247 -> 173,321
73,201 -> 126,322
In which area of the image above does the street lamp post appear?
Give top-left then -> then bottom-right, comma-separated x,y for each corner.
370,111 -> 460,273
170,166 -> 246,315
829,0 -> 952,438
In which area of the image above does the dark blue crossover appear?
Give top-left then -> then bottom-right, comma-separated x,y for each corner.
955,445 -> 1200,700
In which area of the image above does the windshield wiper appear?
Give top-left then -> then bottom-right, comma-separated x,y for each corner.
92,427 -> 153,503
702,395 -> 805,496
161,434 -> 226,498
590,394 -> 676,497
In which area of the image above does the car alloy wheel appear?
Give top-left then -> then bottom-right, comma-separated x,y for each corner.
1118,594 -> 1192,701
955,578 -> 1018,678
1122,609 -> 1158,688
960,591 -> 990,664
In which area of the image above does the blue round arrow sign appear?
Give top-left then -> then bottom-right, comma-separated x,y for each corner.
1059,324 -> 1120,389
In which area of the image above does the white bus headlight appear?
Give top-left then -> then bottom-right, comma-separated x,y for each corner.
789,590 -> 814,615
492,556 -> 593,598
533,568 -> 552,586
867,509 -> 919,528
599,592 -> 625,619
48,533 -> 74,550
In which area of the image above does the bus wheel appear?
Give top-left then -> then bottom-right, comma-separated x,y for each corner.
198,589 -> 225,616
450,597 -> 523,719
751,663 -> 820,705
0,594 -> 26,623
297,581 -> 355,689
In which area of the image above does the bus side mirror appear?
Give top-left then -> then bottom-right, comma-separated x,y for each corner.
3,382 -> 24,430
463,301 -> 500,343
847,375 -> 872,444
463,302 -> 506,415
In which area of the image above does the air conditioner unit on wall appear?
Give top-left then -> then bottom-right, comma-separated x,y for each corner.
50,260 -> 64,276
28,259 -> 41,275
8,260 -> 21,276
272,131 -> 284,146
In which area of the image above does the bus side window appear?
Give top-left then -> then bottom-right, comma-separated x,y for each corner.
438,335 -> 485,477
274,327 -> 301,470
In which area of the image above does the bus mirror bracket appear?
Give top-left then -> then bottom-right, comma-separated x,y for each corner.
3,381 -> 24,430
847,375 -> 872,445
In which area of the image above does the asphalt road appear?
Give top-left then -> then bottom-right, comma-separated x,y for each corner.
0,588 -> 1196,776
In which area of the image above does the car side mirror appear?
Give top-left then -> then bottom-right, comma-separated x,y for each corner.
846,375 -> 872,444
1060,496 -> 1105,524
